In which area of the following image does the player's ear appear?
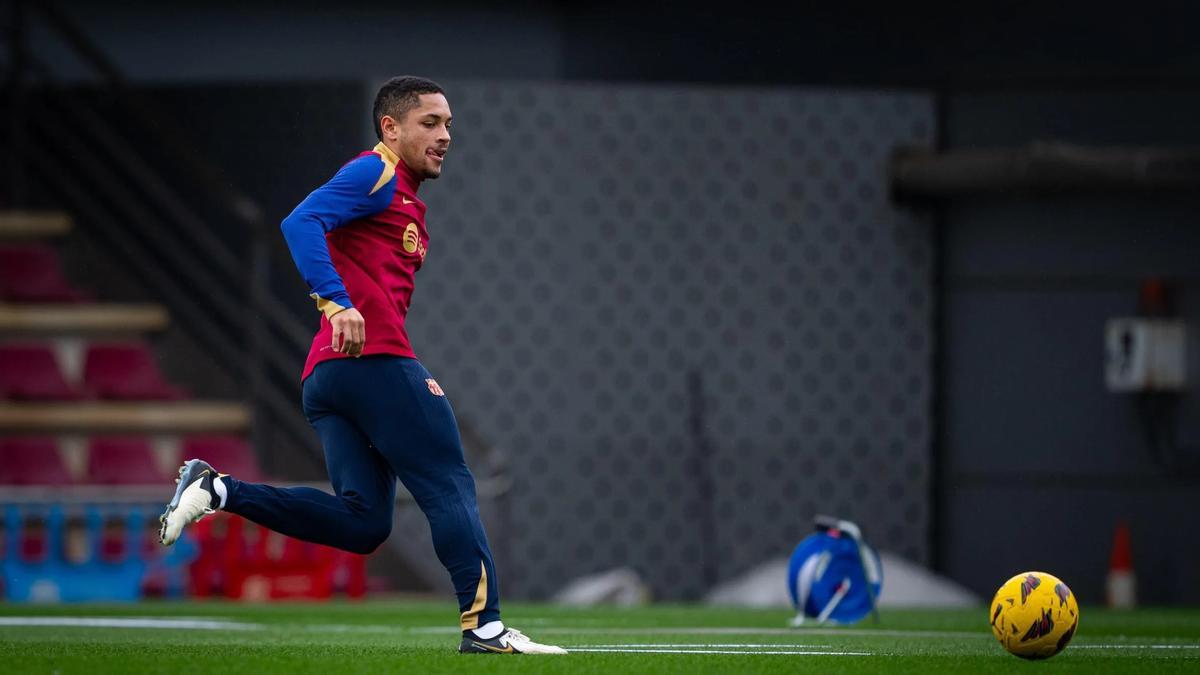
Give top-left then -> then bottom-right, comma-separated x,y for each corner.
380,114 -> 399,142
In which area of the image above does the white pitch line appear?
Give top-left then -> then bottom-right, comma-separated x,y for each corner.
0,617 -> 263,631
581,643 -> 836,648
300,624 -> 410,634
377,624 -> 988,639
514,626 -> 986,639
1075,645 -> 1200,649
568,647 -> 872,656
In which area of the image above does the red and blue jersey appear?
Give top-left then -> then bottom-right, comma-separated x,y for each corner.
281,142 -> 429,380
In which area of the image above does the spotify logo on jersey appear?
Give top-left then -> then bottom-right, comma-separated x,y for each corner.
402,222 -> 427,259
403,223 -> 420,253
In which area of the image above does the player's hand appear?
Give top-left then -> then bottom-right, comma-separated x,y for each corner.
330,308 -> 365,356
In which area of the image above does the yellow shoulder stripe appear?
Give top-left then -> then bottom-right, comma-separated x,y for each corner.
369,142 -> 399,196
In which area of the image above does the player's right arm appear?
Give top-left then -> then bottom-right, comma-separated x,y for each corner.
280,152 -> 395,355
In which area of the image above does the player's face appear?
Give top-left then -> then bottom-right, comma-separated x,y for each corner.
398,93 -> 452,180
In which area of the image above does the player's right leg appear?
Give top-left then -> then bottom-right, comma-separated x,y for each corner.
216,412 -> 396,552
159,362 -> 397,552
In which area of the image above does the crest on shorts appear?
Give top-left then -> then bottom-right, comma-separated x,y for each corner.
426,378 -> 445,396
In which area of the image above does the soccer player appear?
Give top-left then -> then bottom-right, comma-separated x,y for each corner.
159,76 -> 565,656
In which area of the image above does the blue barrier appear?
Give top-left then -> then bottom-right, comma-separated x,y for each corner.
1,502 -> 197,602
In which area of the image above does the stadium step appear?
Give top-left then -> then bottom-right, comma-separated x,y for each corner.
0,302 -> 168,334
0,400 -> 250,433
0,210 -> 72,239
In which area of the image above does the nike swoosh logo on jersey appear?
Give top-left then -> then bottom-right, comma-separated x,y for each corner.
402,196 -> 415,204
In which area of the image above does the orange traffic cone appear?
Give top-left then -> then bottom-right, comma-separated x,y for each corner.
1106,520 -> 1137,608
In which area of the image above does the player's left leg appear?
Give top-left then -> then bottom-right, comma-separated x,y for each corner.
340,356 -> 564,654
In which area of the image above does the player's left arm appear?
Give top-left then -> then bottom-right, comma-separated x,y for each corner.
281,153 -> 393,354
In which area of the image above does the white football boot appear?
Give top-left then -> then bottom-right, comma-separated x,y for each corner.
459,627 -> 567,655
159,459 -> 221,545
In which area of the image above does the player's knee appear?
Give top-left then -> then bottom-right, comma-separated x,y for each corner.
353,517 -> 392,554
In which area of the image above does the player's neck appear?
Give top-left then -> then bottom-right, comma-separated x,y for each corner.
376,140 -> 422,191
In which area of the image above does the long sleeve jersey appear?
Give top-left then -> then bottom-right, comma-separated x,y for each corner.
281,142 -> 430,381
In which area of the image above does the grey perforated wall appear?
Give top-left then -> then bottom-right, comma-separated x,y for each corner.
407,83 -> 934,600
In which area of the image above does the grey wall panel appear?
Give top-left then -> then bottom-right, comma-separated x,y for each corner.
946,486 -> 1200,605
947,200 -> 1200,280
944,288 -> 1191,476
407,82 -> 934,599
942,90 -> 1200,604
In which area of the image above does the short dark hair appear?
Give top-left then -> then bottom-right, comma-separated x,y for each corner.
373,76 -> 445,141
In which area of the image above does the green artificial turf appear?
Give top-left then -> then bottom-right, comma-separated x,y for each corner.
0,601 -> 1197,674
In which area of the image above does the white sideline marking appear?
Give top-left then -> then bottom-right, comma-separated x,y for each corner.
0,617 -> 263,631
568,647 -> 871,656
506,626 -> 985,638
1075,645 -> 1200,649
583,643 -> 835,648
404,625 -> 985,638
301,624 -> 412,634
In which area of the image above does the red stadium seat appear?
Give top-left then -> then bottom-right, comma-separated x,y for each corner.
99,515 -> 129,563
0,437 -> 73,485
181,435 -> 265,481
0,243 -> 91,302
83,342 -> 188,400
0,344 -> 80,400
86,436 -> 166,484
20,516 -> 49,563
